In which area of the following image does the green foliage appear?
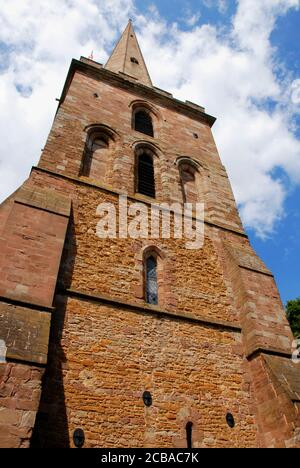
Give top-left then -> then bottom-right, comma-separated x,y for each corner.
286,298 -> 300,338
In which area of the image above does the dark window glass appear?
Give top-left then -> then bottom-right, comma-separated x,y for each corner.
135,111 -> 154,137
146,256 -> 158,305
138,153 -> 156,198
186,422 -> 193,449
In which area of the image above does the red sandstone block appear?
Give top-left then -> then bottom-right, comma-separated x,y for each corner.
15,399 -> 39,412
0,408 -> 23,427
0,384 -> 14,398
0,397 -> 19,410
0,427 -> 22,448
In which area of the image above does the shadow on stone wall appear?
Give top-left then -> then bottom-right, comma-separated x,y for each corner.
31,215 -> 77,448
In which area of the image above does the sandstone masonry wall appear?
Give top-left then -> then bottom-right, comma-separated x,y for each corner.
34,297 -> 257,448
1,56 -> 299,448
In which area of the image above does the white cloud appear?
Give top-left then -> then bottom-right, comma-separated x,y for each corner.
203,0 -> 229,14
291,79 -> 300,104
0,0 -> 300,238
185,12 -> 201,27
233,0 -> 299,62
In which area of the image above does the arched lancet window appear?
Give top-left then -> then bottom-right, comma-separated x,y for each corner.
88,136 -> 109,181
146,256 -> 158,305
178,160 -> 200,204
82,129 -> 114,183
137,153 -> 156,198
134,111 -> 154,137
186,422 -> 193,449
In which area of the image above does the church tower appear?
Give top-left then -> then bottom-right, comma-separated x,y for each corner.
0,22 -> 300,448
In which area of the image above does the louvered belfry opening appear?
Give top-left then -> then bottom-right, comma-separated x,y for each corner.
137,153 -> 156,198
134,111 -> 154,137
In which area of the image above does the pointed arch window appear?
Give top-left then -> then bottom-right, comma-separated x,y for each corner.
137,153 -> 156,198
146,256 -> 158,305
81,127 -> 117,183
134,111 -> 154,137
178,159 -> 201,204
180,164 -> 196,203
82,135 -> 109,181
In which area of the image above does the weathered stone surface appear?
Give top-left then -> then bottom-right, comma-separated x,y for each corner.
34,298 -> 257,448
0,302 -> 51,364
264,355 -> 300,402
0,362 -> 44,448
15,186 -> 71,217
248,355 -> 300,448
0,194 -> 71,307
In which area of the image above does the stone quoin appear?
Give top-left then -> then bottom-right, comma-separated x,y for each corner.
0,20 -> 300,448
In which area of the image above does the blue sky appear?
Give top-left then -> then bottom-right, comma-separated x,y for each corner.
136,0 -> 237,26
136,0 -> 300,304
139,0 -> 300,305
266,6 -> 300,303
250,177 -> 300,304
0,0 -> 299,305
246,2 -> 300,304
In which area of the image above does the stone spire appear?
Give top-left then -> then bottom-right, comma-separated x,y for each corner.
105,20 -> 153,87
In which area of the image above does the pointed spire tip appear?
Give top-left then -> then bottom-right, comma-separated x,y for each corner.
105,19 -> 153,87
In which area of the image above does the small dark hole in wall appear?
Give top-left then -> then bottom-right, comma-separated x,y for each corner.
93,93 -> 99,98
73,428 -> 85,448
226,413 -> 235,428
131,57 -> 139,65
186,421 -> 193,449
193,133 -> 199,139
143,391 -> 152,407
